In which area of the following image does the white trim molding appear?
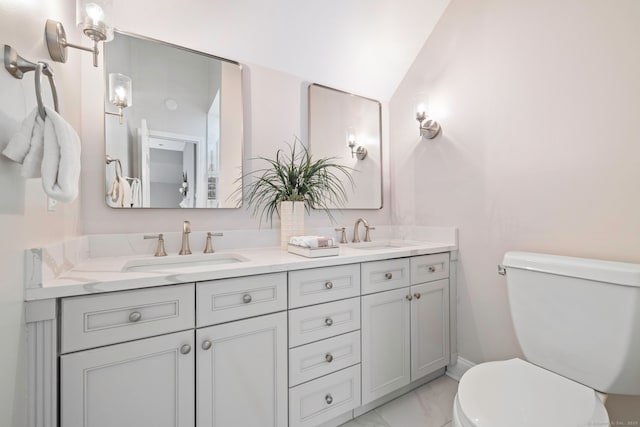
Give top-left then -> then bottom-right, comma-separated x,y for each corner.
445,357 -> 476,382
26,299 -> 57,427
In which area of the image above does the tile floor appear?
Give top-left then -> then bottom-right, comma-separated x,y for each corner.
341,375 -> 459,427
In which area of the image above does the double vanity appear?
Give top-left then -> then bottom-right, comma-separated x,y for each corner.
24,228 -> 457,427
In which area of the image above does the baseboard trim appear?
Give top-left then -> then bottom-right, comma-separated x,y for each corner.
445,357 -> 476,381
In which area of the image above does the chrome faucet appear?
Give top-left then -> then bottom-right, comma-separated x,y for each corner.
352,218 -> 375,243
179,221 -> 192,255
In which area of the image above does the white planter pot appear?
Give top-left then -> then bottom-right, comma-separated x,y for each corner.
280,201 -> 305,250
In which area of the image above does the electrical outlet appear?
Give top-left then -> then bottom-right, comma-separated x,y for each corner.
47,197 -> 57,212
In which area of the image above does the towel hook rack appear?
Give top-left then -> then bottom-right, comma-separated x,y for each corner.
4,45 -> 60,120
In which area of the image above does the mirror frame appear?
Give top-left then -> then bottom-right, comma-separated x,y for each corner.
308,83 -> 383,210
103,29 -> 244,209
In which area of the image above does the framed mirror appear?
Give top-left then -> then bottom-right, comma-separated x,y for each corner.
104,31 -> 243,208
308,84 -> 382,209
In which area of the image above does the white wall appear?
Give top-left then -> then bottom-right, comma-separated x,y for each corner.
389,0 -> 640,419
0,1 -> 81,425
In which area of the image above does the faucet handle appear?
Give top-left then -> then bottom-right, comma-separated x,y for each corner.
183,220 -> 191,233
144,233 -> 168,257
364,226 -> 375,243
204,232 -> 223,253
334,227 -> 348,244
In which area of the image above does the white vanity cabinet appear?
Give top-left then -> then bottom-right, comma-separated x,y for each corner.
196,312 -> 288,427
61,330 -> 195,427
361,254 -> 451,406
39,249 -> 454,427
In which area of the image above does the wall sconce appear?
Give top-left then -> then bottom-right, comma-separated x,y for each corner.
416,103 -> 442,139
346,127 -> 367,160
105,73 -> 132,124
45,0 -> 114,67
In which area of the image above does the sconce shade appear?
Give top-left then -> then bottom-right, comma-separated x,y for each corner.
346,127 -> 356,148
77,0 -> 113,42
109,73 -> 132,108
415,101 -> 442,139
345,126 -> 367,160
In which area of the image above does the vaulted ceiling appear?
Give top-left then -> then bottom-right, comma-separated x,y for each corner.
110,0 -> 450,100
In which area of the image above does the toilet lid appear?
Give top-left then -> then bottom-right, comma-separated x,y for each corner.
457,358 -> 609,427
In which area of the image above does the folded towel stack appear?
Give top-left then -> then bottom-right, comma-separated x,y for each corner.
2,106 -> 81,202
289,235 -> 336,248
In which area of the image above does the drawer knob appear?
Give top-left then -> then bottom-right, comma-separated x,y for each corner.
325,394 -> 333,405
414,293 -> 421,299
428,265 -> 437,273
202,340 -> 212,351
242,294 -> 252,304
180,344 -> 192,355
129,311 -> 142,323
385,272 -> 393,280
406,294 -> 413,301
325,353 -> 334,363
325,281 -> 333,290
325,317 -> 334,327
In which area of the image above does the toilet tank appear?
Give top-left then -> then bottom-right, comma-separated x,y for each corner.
503,251 -> 640,395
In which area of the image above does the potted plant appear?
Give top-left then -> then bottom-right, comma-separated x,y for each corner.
242,137 -> 354,249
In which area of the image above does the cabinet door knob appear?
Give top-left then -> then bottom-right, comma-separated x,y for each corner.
325,353 -> 334,363
406,294 -> 413,301
428,265 -> 436,273
414,293 -> 421,299
325,317 -> 334,327
384,272 -> 393,280
242,294 -> 252,304
202,340 -> 212,351
129,311 -> 142,322
325,394 -> 333,405
325,281 -> 333,290
180,344 -> 192,355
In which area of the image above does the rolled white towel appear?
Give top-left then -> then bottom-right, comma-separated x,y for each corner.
1,106 -> 81,202
41,106 -> 81,202
289,235 -> 335,248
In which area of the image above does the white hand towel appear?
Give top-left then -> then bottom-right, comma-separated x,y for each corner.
289,236 -> 335,248
107,175 -> 131,208
41,106 -> 81,202
2,108 -> 46,178
2,106 -> 81,202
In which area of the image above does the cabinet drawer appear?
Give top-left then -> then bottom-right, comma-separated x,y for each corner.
289,298 -> 360,348
411,253 -> 450,284
289,331 -> 361,387
289,365 -> 361,427
61,284 -> 195,353
289,264 -> 360,308
197,273 -> 287,327
361,258 -> 411,295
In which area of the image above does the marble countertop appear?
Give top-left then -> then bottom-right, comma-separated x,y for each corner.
25,240 -> 456,301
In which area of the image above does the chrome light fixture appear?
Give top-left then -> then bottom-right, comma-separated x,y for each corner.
346,127 -> 367,160
105,73 -> 132,124
416,103 -> 442,139
45,0 -> 113,67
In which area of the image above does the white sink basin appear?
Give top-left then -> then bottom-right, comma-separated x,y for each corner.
348,241 -> 417,250
123,253 -> 249,272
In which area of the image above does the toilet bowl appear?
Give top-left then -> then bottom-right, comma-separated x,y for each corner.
451,252 -> 640,427
451,358 -> 609,427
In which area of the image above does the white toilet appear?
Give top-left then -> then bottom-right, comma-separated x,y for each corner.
453,251 -> 640,427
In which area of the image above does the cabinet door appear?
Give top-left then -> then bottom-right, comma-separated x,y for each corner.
197,312 -> 287,427
411,279 -> 450,381
361,287 -> 411,405
61,330 -> 195,427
